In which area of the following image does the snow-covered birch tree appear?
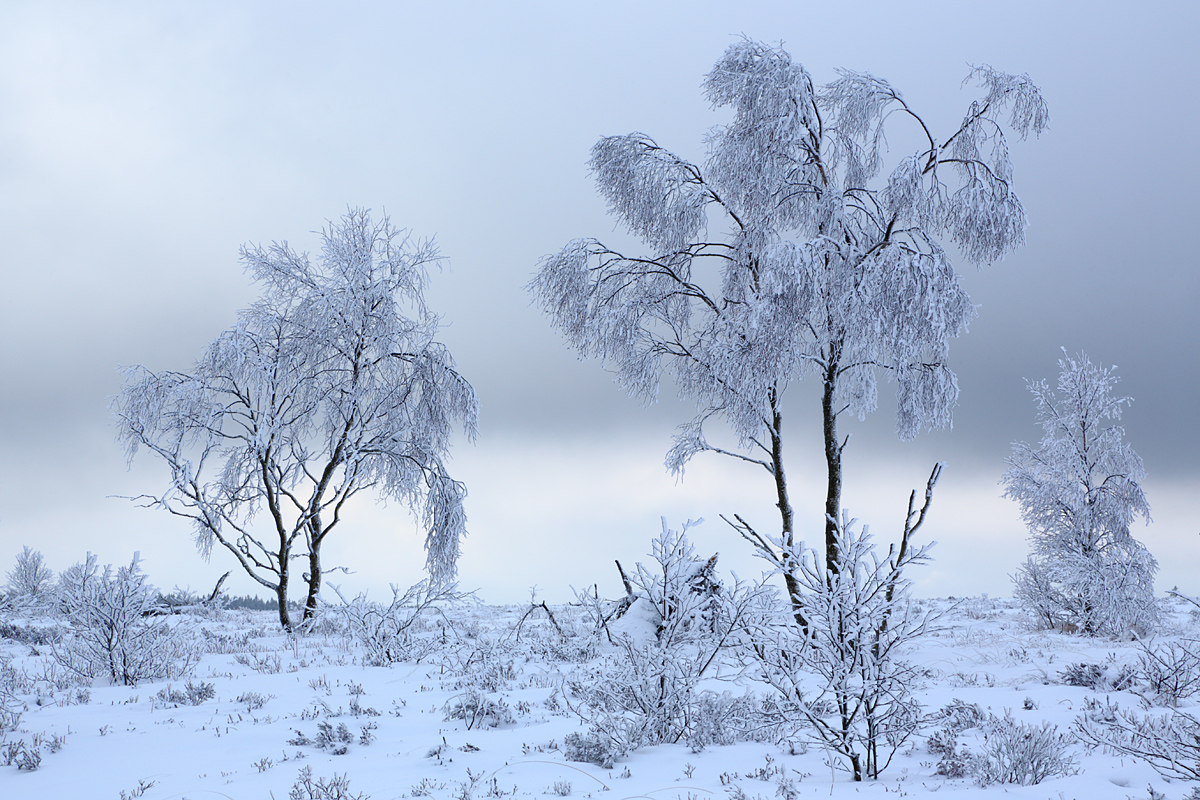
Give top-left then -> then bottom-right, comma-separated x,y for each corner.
114,209 -> 478,630
529,39 -> 1047,615
4,546 -> 54,605
1003,351 -> 1158,636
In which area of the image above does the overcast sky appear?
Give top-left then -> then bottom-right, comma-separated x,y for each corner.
1,1 -> 1196,604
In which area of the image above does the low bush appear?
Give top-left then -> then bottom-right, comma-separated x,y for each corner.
51,553 -> 199,686
1076,701 -> 1200,782
288,766 -> 369,799
331,581 -> 459,667
1059,661 -> 1136,691
443,690 -> 514,730
562,519 -> 765,761
976,712 -> 1075,786
1136,639 -> 1200,706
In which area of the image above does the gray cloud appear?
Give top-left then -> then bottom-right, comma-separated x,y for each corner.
1,0 -> 1196,602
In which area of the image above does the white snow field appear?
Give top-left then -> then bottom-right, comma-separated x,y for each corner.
2,592 -> 1197,800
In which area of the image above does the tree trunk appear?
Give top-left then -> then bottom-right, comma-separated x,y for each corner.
822,362 -> 842,575
304,543 -> 322,622
276,571 -> 291,631
768,394 -> 807,627
303,516 -> 325,622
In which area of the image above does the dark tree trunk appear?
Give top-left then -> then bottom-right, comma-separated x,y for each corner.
768,393 -> 807,627
822,360 -> 843,575
276,570 -> 291,631
304,543 -> 322,622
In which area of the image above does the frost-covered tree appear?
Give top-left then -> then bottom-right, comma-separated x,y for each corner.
4,545 -> 54,604
530,39 -> 1047,614
1003,351 -> 1158,636
115,209 -> 478,630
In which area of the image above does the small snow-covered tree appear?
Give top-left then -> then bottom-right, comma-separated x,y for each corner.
52,552 -> 198,686
4,546 -> 54,604
530,39 -> 1047,615
748,467 -> 940,781
1003,351 -> 1158,636
115,209 -> 478,630
566,519 -> 765,761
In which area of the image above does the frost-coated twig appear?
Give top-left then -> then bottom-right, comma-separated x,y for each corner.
513,601 -> 564,642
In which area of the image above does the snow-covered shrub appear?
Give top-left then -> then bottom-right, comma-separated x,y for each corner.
561,730 -> 623,770
926,729 -> 972,778
1076,703 -> 1200,781
0,620 -> 61,646
443,690 -> 514,730
288,766 -> 368,800
749,511 -> 933,781
925,703 -> 1074,785
1004,353 -> 1160,637
937,698 -> 987,733
2,739 -> 42,770
237,690 -> 273,711
567,643 -> 705,756
51,553 -> 199,686
332,581 -> 458,667
564,519 -> 765,761
925,699 -> 987,778
1059,660 -> 1136,691
432,627 -> 521,694
516,604 -> 597,664
975,711 -> 1075,786
315,721 -> 356,752
0,658 -> 24,736
1135,639 -> 1200,706
155,680 -> 216,706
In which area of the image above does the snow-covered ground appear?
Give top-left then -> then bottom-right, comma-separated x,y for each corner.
2,593 -> 1197,799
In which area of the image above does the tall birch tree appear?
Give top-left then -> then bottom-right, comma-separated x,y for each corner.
530,40 -> 1047,615
114,209 -> 478,630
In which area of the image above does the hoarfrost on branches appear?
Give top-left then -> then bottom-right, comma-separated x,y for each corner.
745,466 -> 942,781
564,519 -> 767,761
52,553 -> 199,686
1003,351 -> 1158,636
4,546 -> 54,607
114,209 -> 478,630
530,39 -> 1047,614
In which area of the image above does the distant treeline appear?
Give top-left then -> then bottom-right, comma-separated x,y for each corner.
223,594 -> 303,612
